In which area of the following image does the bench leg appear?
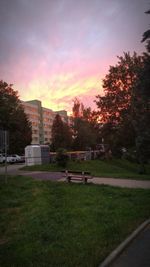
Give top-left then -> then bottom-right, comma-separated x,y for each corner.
83,178 -> 87,184
66,176 -> 71,183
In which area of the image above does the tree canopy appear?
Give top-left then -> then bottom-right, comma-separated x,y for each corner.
142,10 -> 150,52
95,52 -> 143,154
95,52 -> 143,124
133,10 -> 150,170
95,14 -> 150,167
51,114 -> 72,151
0,80 -> 32,154
71,98 -> 98,150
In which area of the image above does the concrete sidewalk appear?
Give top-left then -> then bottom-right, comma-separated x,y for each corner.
59,177 -> 150,189
91,177 -> 150,189
107,223 -> 150,267
99,219 -> 150,267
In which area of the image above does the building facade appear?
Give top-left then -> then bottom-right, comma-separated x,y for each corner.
22,100 -> 68,145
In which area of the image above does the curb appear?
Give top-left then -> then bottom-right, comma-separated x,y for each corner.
99,218 -> 150,267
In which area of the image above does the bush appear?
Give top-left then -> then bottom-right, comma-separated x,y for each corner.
56,148 -> 69,168
122,148 -> 137,163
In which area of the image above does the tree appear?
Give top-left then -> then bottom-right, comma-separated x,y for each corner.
142,10 -> 150,52
131,54 -> 150,170
95,52 -> 142,124
95,49 -> 150,167
94,10 -> 150,167
0,80 -> 32,154
71,98 -> 99,150
56,148 -> 69,167
131,10 -> 150,172
72,97 -> 84,118
51,114 -> 72,151
95,52 -> 143,155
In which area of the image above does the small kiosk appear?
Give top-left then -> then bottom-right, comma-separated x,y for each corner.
25,145 -> 49,166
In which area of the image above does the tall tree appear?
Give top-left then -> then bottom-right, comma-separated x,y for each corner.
142,10 -> 150,52
51,114 -> 72,151
95,10 -> 150,166
95,52 -> 143,155
0,80 -> 32,154
72,98 -> 98,150
131,10 -> 150,172
95,52 -> 142,124
72,97 -> 84,118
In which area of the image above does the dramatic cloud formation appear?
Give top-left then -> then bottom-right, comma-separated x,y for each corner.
0,0 -> 149,112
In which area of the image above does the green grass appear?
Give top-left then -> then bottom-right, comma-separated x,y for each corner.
21,159 -> 150,180
0,175 -> 150,267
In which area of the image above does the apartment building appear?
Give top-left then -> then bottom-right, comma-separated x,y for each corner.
22,100 -> 68,145
43,106 -> 55,144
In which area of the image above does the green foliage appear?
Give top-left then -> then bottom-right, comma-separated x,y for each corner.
94,11 -> 150,166
56,148 -> 69,167
72,98 -> 99,150
95,50 -> 150,168
51,114 -> 72,151
96,52 -> 142,123
130,13 -> 150,171
0,175 -> 150,266
0,80 -> 32,154
95,52 -> 143,156
72,117 -> 97,150
122,147 -> 137,163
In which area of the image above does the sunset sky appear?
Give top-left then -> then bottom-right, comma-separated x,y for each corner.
0,0 -> 149,113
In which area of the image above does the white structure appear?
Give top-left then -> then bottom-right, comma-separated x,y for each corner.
25,145 -> 50,166
25,145 -> 42,166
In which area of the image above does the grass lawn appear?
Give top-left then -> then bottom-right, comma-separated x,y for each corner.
21,159 -> 150,180
0,175 -> 150,267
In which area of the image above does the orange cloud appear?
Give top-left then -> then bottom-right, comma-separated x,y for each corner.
19,72 -> 103,112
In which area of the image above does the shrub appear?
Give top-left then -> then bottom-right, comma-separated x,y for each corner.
56,148 -> 69,167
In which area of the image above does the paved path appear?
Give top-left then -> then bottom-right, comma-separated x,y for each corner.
0,164 -> 62,181
0,164 -> 150,188
108,224 -> 150,267
91,177 -> 150,189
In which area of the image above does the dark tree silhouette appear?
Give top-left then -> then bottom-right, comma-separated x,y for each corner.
95,52 -> 143,155
142,10 -> 150,52
72,98 -> 98,150
0,80 -> 32,154
51,114 -> 72,151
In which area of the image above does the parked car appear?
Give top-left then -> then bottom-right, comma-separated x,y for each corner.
6,155 -> 16,164
0,154 -> 19,164
9,154 -> 26,163
0,154 -> 24,164
10,154 -> 22,163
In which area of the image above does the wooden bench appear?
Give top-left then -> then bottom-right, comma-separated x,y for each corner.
62,170 -> 93,184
